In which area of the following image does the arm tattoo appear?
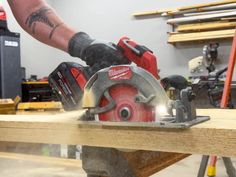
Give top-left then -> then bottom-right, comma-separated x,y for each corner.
49,22 -> 63,39
25,7 -> 62,39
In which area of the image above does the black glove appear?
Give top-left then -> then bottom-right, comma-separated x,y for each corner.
68,32 -> 130,73
161,75 -> 188,91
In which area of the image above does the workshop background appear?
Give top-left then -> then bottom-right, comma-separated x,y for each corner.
0,0 -> 235,177
3,0 -> 235,79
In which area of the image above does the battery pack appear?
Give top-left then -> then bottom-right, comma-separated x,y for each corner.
49,62 -> 91,110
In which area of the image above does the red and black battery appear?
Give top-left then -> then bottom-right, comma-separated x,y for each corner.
48,62 -> 91,110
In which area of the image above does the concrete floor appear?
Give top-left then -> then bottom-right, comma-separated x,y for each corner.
0,155 -> 235,177
152,155 -> 236,177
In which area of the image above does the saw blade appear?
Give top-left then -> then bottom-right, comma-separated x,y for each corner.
98,84 -> 155,122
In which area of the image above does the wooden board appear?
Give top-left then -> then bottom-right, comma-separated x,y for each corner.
133,2 -> 236,17
132,8 -> 173,17
176,21 -> 236,32
17,102 -> 63,110
167,10 -> 236,24
166,3 -> 236,16
183,9 -> 235,17
178,0 -> 236,11
168,29 -> 235,43
0,109 -> 235,157
17,102 -> 64,115
0,99 -> 15,114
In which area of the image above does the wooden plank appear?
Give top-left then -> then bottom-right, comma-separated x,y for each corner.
0,99 -> 14,108
0,109 -> 235,157
183,9 -> 235,17
174,3 -> 236,16
176,21 -> 236,32
132,9 -> 173,17
221,16 -> 236,20
134,2 -> 236,17
167,10 -> 236,24
178,0 -> 236,11
17,102 -> 63,110
22,81 -> 49,85
168,29 -> 235,43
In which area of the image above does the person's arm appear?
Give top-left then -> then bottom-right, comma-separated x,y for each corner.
8,0 -> 129,73
7,0 -> 76,52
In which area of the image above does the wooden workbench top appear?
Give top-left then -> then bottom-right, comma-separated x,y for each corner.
0,109 -> 235,157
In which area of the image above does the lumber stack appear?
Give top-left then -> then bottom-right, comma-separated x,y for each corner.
133,0 -> 236,43
0,99 -> 16,114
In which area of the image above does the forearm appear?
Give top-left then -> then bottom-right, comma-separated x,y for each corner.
7,0 -> 76,52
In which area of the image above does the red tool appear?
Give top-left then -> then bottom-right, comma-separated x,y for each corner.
118,37 -> 160,79
96,37 -> 160,122
49,37 -> 209,127
221,28 -> 236,108
49,37 -> 161,111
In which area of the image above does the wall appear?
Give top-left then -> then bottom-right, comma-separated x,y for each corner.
50,0 -> 236,79
3,0 -> 236,79
2,0 -> 72,78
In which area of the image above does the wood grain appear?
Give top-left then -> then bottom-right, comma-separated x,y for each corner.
168,29 -> 235,43
17,102 -> 63,110
176,21 -> 236,32
0,109 -> 235,157
133,2 -> 236,17
178,0 -> 236,11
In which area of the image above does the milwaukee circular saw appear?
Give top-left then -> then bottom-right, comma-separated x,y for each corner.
49,37 -> 209,128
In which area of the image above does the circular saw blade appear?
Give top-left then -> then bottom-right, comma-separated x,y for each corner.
98,84 -> 155,122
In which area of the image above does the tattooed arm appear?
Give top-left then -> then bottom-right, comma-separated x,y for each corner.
7,0 -> 129,68
7,0 -> 76,52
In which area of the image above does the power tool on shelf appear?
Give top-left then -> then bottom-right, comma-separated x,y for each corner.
49,37 -> 209,128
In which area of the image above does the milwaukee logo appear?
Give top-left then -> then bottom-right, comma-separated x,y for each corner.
108,66 -> 132,80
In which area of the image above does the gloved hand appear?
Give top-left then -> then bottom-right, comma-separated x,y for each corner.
68,32 -> 130,73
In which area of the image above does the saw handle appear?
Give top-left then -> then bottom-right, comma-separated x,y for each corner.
118,37 -> 159,79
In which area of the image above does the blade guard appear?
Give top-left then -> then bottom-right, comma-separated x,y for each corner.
82,65 -> 169,110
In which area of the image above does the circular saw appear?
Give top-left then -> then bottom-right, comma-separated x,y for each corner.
82,65 -> 209,128
82,65 -> 168,122
49,37 -> 210,128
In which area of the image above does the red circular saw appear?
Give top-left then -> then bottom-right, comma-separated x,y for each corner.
82,65 -> 169,122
